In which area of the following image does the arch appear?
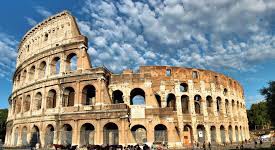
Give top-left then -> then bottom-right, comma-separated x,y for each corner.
82,85 -> 96,105
225,99 -> 229,114
16,73 -> 21,86
50,57 -> 61,75
216,97 -> 222,113
235,126 -> 239,142
103,122 -> 119,145
61,124 -> 73,145
181,95 -> 189,114
22,70 -> 27,83
223,88 -> 228,96
112,90 -> 123,104
22,126 -> 28,146
34,92 -> 42,110
130,88 -> 145,105
131,125 -> 147,144
30,125 -> 40,147
167,93 -> 176,111
197,125 -> 205,143
29,65 -> 35,80
220,125 -> 226,144
154,124 -> 167,143
47,89 -> 57,109
206,96 -> 213,114
80,123 -> 95,146
180,83 -> 188,92
66,53 -> 77,71
194,95 -> 201,114
45,125 -> 54,147
228,125 -> 233,142
16,97 -> 22,114
39,61 -> 47,78
192,71 -> 199,79
23,95 -> 31,112
155,94 -> 161,108
210,126 -> 216,144
63,87 -> 75,107
13,127 -> 19,146
183,125 -> 193,145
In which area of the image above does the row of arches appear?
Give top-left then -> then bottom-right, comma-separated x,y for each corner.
11,123 -> 168,147
11,123 -> 248,147
15,53 -> 78,88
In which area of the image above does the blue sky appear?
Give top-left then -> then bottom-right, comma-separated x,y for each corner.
0,0 -> 274,109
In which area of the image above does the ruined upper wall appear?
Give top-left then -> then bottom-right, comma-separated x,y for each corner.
16,11 -> 83,68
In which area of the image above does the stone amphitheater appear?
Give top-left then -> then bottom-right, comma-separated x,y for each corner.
4,11 -> 249,149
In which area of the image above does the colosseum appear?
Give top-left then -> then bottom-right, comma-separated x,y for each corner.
4,11 -> 249,149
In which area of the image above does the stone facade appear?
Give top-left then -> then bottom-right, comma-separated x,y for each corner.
5,11 -> 249,148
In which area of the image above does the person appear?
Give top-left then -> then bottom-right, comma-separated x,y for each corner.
260,139 -> 263,147
208,142 -> 211,150
202,142 -> 206,150
254,139 -> 257,148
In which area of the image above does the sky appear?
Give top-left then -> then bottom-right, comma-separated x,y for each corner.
0,0 -> 274,109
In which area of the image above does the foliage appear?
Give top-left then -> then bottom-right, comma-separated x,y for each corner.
260,81 -> 275,126
247,101 -> 270,130
0,109 -> 8,141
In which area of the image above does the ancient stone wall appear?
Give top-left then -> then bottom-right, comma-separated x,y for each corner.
5,11 -> 250,148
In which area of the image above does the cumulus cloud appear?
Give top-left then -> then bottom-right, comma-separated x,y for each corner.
78,0 -> 275,73
0,33 -> 18,80
35,6 -> 52,18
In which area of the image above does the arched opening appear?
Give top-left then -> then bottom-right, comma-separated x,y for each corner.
225,99 -> 229,114
206,96 -> 213,114
61,124 -> 73,146
194,95 -> 201,114
130,88 -> 145,105
47,89 -> 57,109
39,61 -> 47,78
183,125 -> 192,145
223,88 -> 228,96
50,57 -> 61,75
192,71 -> 198,79
112,90 -> 123,104
240,126 -> 243,141
16,74 -> 21,86
13,127 -> 19,146
30,126 -> 40,147
23,95 -> 31,112
16,98 -> 22,114
181,95 -> 189,114
66,53 -> 77,71
45,125 -> 54,148
34,92 -> 42,110
167,93 -> 176,111
232,100 -> 235,113
180,83 -> 188,92
220,125 -> 226,144
82,85 -> 96,105
29,66 -> 35,80
22,70 -> 27,83
155,94 -> 161,108
103,122 -> 119,145
63,87 -> 75,107
197,125 -> 205,143
131,125 -> 147,144
154,124 -> 167,143
229,125 -> 233,142
80,123 -> 95,146
216,97 -> 222,113
22,127 -> 28,146
235,126 -> 239,143
210,126 -> 216,144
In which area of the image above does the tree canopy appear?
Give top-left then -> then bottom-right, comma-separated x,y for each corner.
260,81 -> 275,126
247,101 -> 270,130
0,109 -> 8,141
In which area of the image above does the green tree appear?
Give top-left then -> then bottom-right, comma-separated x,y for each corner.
260,81 -> 275,125
247,101 -> 270,130
0,109 -> 8,142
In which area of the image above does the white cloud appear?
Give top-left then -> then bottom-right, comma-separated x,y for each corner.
78,0 -> 275,73
25,17 -> 37,26
35,6 -> 52,18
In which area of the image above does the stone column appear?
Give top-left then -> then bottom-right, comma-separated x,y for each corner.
205,125 -> 211,143
216,126 -> 221,144
72,121 -> 78,145
94,120 -> 101,145
225,126 -> 230,143
192,124 -> 198,143
17,129 -> 22,146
